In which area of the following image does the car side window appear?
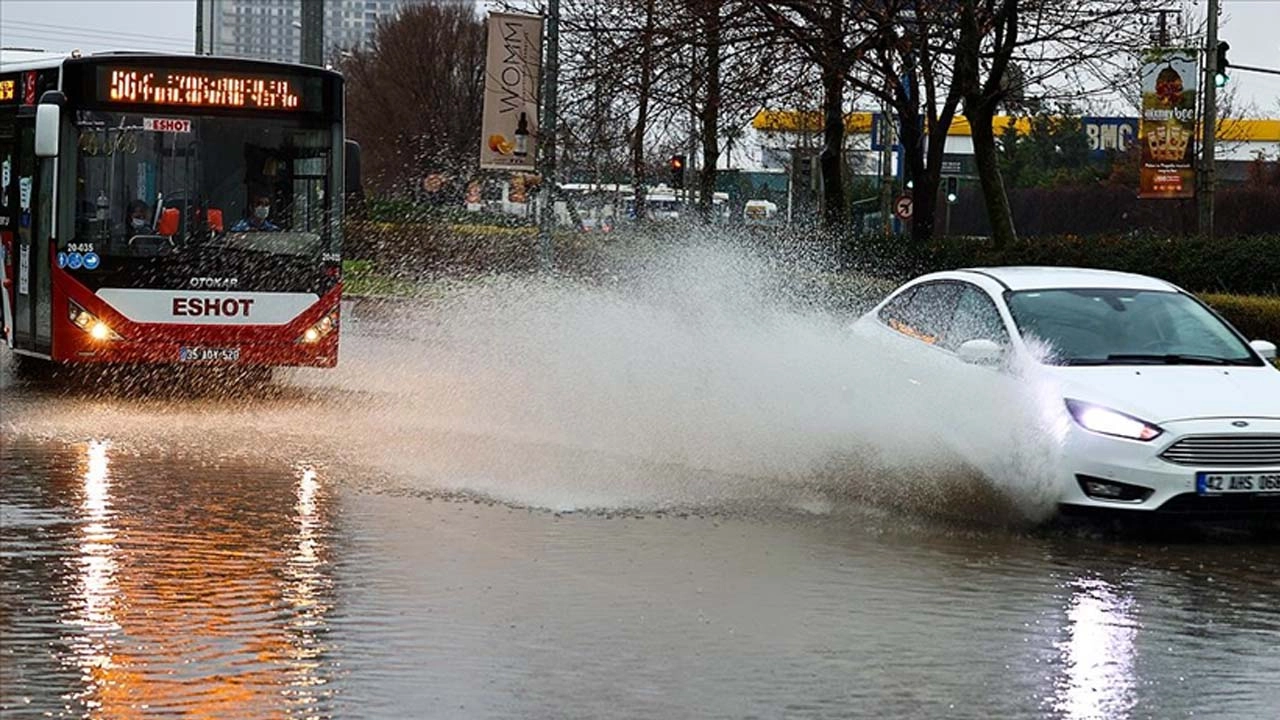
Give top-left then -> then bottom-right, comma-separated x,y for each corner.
878,287 -> 917,327
880,281 -> 960,346
947,285 -> 1012,350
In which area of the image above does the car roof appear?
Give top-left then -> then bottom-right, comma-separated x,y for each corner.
956,266 -> 1180,292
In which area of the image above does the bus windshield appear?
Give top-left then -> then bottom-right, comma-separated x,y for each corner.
72,109 -> 334,259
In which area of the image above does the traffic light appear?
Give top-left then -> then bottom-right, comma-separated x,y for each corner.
945,176 -> 958,204
669,154 -> 686,189
797,156 -> 814,191
1214,41 -> 1230,88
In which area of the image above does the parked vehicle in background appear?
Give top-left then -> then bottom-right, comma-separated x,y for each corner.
743,199 -> 778,226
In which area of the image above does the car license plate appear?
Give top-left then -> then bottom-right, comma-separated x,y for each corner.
1196,472 -> 1280,495
179,346 -> 241,363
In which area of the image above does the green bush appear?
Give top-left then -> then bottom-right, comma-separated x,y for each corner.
852,234 -> 1280,297
1203,294 -> 1280,345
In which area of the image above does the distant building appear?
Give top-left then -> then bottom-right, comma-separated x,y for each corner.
207,0 -> 462,64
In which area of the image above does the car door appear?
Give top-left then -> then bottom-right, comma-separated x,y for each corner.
945,283 -> 1013,355
873,280 -> 963,392
936,282 -> 1032,465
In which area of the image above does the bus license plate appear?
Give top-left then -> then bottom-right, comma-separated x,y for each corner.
1196,472 -> 1280,495
180,346 -> 241,363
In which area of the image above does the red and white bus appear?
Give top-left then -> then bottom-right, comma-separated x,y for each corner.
0,50 -> 353,372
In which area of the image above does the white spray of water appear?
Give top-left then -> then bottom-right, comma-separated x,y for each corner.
2,238 -> 1067,523
295,240 -> 1066,521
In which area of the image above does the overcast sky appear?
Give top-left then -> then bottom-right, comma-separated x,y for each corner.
2,0 -> 1278,115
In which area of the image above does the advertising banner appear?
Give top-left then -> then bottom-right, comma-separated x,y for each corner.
480,12 -> 543,172
1139,49 -> 1198,198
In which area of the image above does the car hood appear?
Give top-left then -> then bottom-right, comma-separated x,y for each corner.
1047,365 -> 1280,422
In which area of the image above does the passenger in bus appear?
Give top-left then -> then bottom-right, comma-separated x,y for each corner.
231,193 -> 281,232
126,200 -> 152,236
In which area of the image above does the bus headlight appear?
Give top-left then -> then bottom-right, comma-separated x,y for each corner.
297,308 -> 338,344
68,300 -> 122,341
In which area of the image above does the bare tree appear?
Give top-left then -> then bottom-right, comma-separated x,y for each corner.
749,0 -> 879,227
952,0 -> 1156,246
842,0 -> 965,242
676,0 -> 790,221
339,1 -> 486,195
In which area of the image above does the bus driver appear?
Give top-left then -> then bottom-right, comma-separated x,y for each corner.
231,193 -> 280,232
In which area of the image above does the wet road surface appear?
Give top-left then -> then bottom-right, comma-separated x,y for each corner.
3,431 -> 1279,719
3,281 -> 1280,719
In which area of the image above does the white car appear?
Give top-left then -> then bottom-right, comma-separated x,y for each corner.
850,266 -> 1280,518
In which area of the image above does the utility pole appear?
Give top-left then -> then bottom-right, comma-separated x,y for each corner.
1153,8 -> 1177,47
301,0 -> 324,66
879,104 -> 895,236
195,0 -> 204,55
538,0 -> 561,270
1198,0 -> 1219,240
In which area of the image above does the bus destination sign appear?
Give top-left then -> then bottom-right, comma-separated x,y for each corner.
98,68 -> 309,111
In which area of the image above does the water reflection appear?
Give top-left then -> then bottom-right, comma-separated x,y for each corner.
282,466 -> 335,718
1052,576 -> 1139,720
66,440 -> 122,710
5,441 -> 340,717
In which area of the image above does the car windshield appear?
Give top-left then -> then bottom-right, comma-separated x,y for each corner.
72,110 -> 333,259
1006,288 -> 1261,366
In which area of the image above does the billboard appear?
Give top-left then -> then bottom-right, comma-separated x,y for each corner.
480,12 -> 543,172
1138,49 -> 1198,198
1082,116 -> 1138,159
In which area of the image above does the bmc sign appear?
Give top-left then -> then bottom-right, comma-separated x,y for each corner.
1082,117 -> 1138,159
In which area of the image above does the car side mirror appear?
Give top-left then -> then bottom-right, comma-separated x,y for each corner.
35,91 -> 66,158
1251,340 -> 1277,361
957,338 -> 1005,366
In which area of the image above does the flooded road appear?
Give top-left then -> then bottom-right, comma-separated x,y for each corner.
4,433 -> 1280,719
3,255 -> 1279,718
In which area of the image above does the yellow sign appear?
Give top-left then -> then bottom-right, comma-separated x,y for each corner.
0,80 -> 15,101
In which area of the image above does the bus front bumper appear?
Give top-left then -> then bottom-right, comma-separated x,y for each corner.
56,333 -> 338,368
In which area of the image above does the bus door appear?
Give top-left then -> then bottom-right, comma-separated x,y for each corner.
1,115 -> 54,354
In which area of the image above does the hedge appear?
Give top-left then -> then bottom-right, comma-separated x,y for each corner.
849,233 -> 1280,298
1203,294 -> 1280,346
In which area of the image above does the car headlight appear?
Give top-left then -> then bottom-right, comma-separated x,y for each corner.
297,308 -> 339,344
1065,399 -> 1162,441
68,300 -> 122,341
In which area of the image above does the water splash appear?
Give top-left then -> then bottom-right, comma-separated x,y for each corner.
3,234 -> 1066,523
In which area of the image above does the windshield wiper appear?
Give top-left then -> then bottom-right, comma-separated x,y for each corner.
1104,353 -> 1251,366
1059,357 -> 1110,366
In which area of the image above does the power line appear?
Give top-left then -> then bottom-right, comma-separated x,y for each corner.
3,19 -> 197,45
0,30 -> 192,53
0,29 -> 193,53
0,27 -> 194,49
0,25 -> 194,49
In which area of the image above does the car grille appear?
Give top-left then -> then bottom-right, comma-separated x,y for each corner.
1160,435 -> 1280,467
1156,493 -> 1280,516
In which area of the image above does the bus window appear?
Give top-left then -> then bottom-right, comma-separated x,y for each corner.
71,110 -> 333,259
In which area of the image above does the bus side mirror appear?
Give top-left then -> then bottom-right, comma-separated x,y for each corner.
35,91 -> 67,158
344,139 -> 362,201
